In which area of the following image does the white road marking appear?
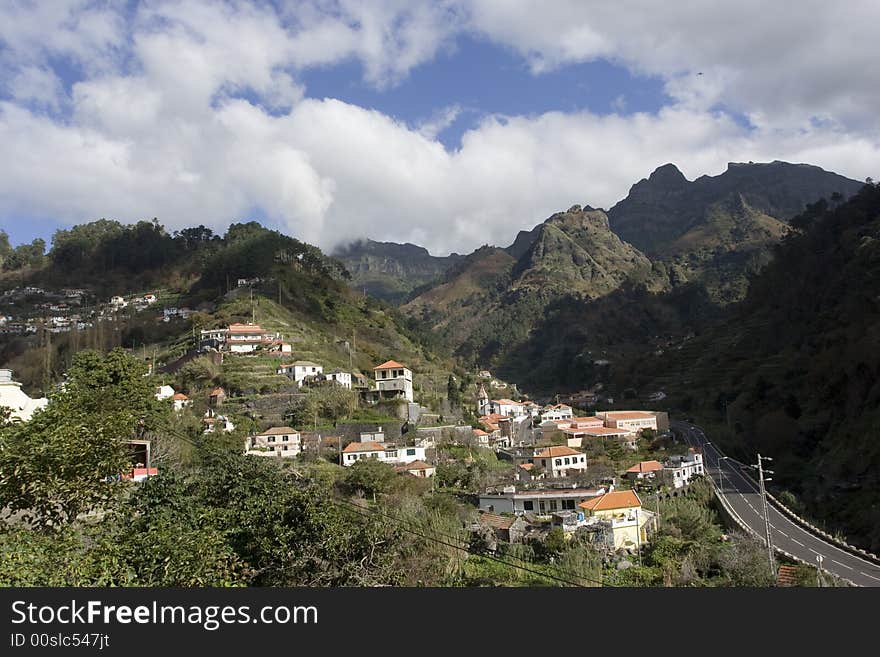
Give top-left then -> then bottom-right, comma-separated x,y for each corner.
791,538 -> 804,547
859,572 -> 880,582
832,560 -> 854,571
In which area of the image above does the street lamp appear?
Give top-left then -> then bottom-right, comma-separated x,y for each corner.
756,454 -> 776,579
717,455 -> 729,494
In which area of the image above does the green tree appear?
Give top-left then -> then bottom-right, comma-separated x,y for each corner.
0,348 -> 169,528
343,459 -> 397,499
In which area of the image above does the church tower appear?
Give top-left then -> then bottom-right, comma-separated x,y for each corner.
476,382 -> 490,416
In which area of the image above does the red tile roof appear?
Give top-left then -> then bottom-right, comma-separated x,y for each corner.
579,490 -> 642,512
534,446 -> 583,458
171,393 -> 189,400
602,411 -> 655,420
584,427 -> 632,436
228,323 -> 266,333
257,426 -> 298,436
209,387 -> 226,396
343,441 -> 386,453
374,360 -> 406,370
627,460 -> 664,474
398,460 -> 433,471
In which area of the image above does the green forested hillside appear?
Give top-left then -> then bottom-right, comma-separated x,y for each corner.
646,184 -> 880,550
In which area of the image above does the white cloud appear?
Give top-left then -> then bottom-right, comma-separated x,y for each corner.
0,1 -> 878,257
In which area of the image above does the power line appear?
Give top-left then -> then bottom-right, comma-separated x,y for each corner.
329,494 -> 609,587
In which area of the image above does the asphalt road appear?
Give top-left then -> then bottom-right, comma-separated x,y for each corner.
673,421 -> 880,587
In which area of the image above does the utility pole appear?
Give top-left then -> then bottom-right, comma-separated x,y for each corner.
816,554 -> 824,587
757,453 -> 776,579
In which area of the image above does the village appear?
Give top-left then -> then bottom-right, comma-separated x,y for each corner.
0,282 -> 704,565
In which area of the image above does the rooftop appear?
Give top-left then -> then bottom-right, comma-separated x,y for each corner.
257,426 -> 299,436
534,446 -> 582,458
374,360 -> 407,370
579,490 -> 642,512
627,460 -> 664,474
601,411 -> 655,420
343,441 -> 386,453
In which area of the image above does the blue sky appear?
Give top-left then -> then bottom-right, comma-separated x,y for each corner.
0,1 -> 877,255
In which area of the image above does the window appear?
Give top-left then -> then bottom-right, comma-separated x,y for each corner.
406,449 -> 416,456
282,445 -> 288,451
268,446 -> 274,451
580,456 -> 585,463
564,457 -> 570,465
370,453 -> 378,459
523,501 -> 534,511
549,501 -> 558,511
563,500 -> 575,510
386,451 -> 397,458
555,459 -> 562,466
268,436 -> 275,442
282,435 -> 288,442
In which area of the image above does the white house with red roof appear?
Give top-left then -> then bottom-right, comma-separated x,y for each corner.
372,360 -> 413,402
341,440 -> 426,466
532,445 -> 588,478
199,323 -> 283,353
246,426 -> 302,457
541,403 -> 573,422
395,460 -> 435,478
489,398 -> 526,417
171,392 -> 191,411
625,460 -> 664,481
578,490 -> 654,550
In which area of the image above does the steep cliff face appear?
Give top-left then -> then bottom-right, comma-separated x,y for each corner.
332,239 -> 463,303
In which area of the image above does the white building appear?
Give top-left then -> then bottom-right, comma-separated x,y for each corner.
324,369 -> 352,389
372,360 -> 413,403
478,486 -> 606,515
154,385 -> 175,401
277,361 -> 324,386
531,446 -> 588,477
664,450 -> 704,488
171,393 -> 191,411
596,410 -> 658,433
541,404 -> 573,422
203,409 -> 235,434
246,427 -> 302,457
341,441 -> 426,466
490,399 -> 527,417
0,369 -> 48,422
109,295 -> 127,310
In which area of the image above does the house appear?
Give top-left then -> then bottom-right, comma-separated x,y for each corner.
664,449 -> 704,488
489,398 -> 526,417
532,446 -> 588,478
476,512 -> 527,544
277,361 -> 324,386
226,323 -> 281,353
626,460 -> 664,481
247,426 -> 302,457
143,294 -> 157,305
323,369 -> 352,389
371,360 -> 413,403
0,369 -> 48,422
154,384 -> 175,401
199,323 -> 283,353
395,460 -> 436,478
542,404 -> 573,422
578,490 -> 654,551
208,386 -> 226,407
596,410 -> 658,434
341,441 -> 426,466
203,409 -> 235,433
515,462 -> 544,482
109,295 -> 127,310
171,392 -> 191,411
478,370 -> 492,379
479,487 -> 606,515
470,428 -> 490,447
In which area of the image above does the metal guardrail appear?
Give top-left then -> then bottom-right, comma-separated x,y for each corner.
727,457 -> 880,568
708,472 -> 857,587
